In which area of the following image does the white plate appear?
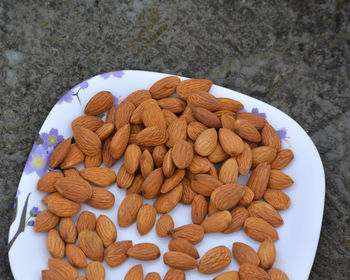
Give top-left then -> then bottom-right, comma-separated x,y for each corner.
8,70 -> 325,280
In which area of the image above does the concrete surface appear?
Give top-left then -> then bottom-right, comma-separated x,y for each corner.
0,0 -> 349,279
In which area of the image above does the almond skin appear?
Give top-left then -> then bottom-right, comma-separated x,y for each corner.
42,192 -> 64,206
131,99 -> 155,124
219,157 -> 239,184
141,99 -> 167,129
106,105 -> 118,125
49,138 -> 72,168
187,90 -> 219,111
152,144 -> 167,167
236,142 -> 252,175
263,189 -> 290,210
54,177 -> 92,202
172,224 -> 204,244
169,238 -> 200,259
201,210 -> 232,233
38,171 -> 64,192
63,168 -> 81,177
47,228 -> 65,259
219,128 -> 244,156
73,126 -> 101,156
239,186 -> 254,206
236,112 -> 267,129
86,187 -> 115,210
154,183 -> 183,213
166,117 -> 187,147
136,204 -> 157,235
191,194 -> 208,224
85,149 -> 102,168
268,169 -> 294,189
252,146 -> 277,167
222,206 -> 249,234
85,261 -> 105,280
217,97 -> 243,112
171,140 -> 194,169
60,144 -> 85,169
258,238 -> 276,269
150,76 -> 181,99
140,150 -> 154,178
164,269 -> 185,280
34,209 -> 60,232
48,258 -> 78,280
271,149 -> 294,169
125,264 -> 143,280
214,110 -> 235,118
125,89 -> 152,106
48,197 -> 81,217
135,126 -> 168,146
181,178 -> 197,204
85,90 -> 114,115
232,242 -> 260,266
248,162 -> 271,200
211,184 -> 245,210
192,107 -> 221,128
96,214 -> 117,247
59,217 -> 77,243
161,169 -> 186,193
187,121 -> 208,141
221,113 -> 236,130
195,128 -> 218,156
198,246 -> 232,274
78,230 -> 104,261
268,268 -> 289,280
248,201 -> 284,227
41,270 -> 64,280
96,123 -> 115,141
234,119 -> 261,142
214,271 -> 240,280
66,244 -> 87,268
116,164 -> 135,189
72,115 -> 104,131
142,168 -> 164,199
239,263 -> 270,280
105,241 -> 133,267
188,155 -> 211,174
163,109 -> 178,126
163,251 -> 198,270
77,211 -> 96,233
115,100 -> 135,130
244,217 -> 279,242
176,79 -> 213,100
111,123 -> 130,159
80,167 -> 116,187
261,123 -> 282,151
127,243 -> 161,260
191,174 -> 222,196
208,142 -> 229,163
145,272 -> 161,280
127,173 -> 144,195
102,136 -> 117,168
118,193 -> 143,227
156,214 -> 174,237
163,149 -> 175,177
158,97 -> 186,113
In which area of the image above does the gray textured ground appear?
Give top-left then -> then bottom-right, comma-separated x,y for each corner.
1,0 -> 349,279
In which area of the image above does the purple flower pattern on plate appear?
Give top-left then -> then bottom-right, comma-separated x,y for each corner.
100,71 -> 124,79
41,128 -> 64,149
27,206 -> 41,227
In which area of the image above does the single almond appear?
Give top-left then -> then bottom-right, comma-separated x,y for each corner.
72,115 -> 104,131
191,194 -> 208,224
130,99 -> 155,124
141,99 -> 167,129
73,126 -> 101,156
268,268 -> 289,280
211,184 -> 245,210
271,149 -> 294,169
136,204 -> 157,235
54,177 -> 92,202
192,107 -> 221,128
164,269 -> 185,280
152,144 -> 167,167
208,142 -> 229,163
222,206 -> 249,234
96,123 -> 114,141
85,149 -> 102,168
162,109 -> 178,126
239,263 -> 270,280
166,117 -> 187,147
234,119 -> 261,142
236,112 -> 267,129
77,211 -> 96,233
232,242 -> 260,266
145,272 -> 161,280
176,79 -> 213,100
248,162 -> 271,199
169,238 -> 200,259
194,128 -> 218,156
154,183 -> 183,213
118,193 -> 143,227
42,192 -> 64,206
258,238 -> 276,269
48,197 -> 81,217
115,100 -> 135,130
252,146 -> 277,167
239,186 -> 254,206
127,173 -> 144,195
96,214 -> 117,247
217,97 -> 243,112
38,171 -> 64,192
191,174 -> 222,196
142,168 -> 164,199
105,241 -> 133,267
150,76 -> 181,99
171,140 -> 194,169
214,271 -> 240,280
60,144 -> 85,169
161,169 -> 186,193
156,214 -> 174,237
163,251 -> 198,270
135,126 -> 168,146
244,217 -> 279,242
187,121 -> 208,141
221,114 -> 236,130
48,258 -> 78,280
78,230 -> 104,261
106,104 -> 118,125
116,164 -> 135,189
86,187 -> 115,209
127,243 -> 160,260
84,91 -> 114,115
248,201 -> 284,227
125,264 -> 143,280
201,210 -> 232,233
268,169 -> 294,189
140,149 -> 154,178
59,217 -> 77,243
85,261 -> 105,280
63,168 -> 81,177
219,128 -> 244,156
188,155 -> 211,174
80,167 -> 116,187
34,209 -> 59,232
158,97 -> 186,113
219,157 -> 239,184
66,244 -> 87,268
237,142 -> 252,175
172,224 -> 204,244
102,136 -> 117,168
47,228 -> 65,259
181,178 -> 197,204
263,189 -> 290,210
162,148 -> 175,177
49,138 -> 72,168
110,123 -> 130,159
187,90 -> 219,111
261,123 -> 282,151
125,89 -> 152,106
198,246 -> 232,274
41,269 -> 65,280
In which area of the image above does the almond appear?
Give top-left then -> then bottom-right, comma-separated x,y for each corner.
162,109 -> 178,125
158,97 -> 186,113
239,263 -> 270,280
116,164 -> 135,189
47,228 -> 65,258
220,114 -> 236,130
214,110 -> 235,118
164,269 -> 185,280
48,259 -> 78,280
42,192 -> 64,206
169,238 -> 200,259
145,272 -> 161,280
78,230 -> 104,261
106,104 -> 118,125
181,178 -> 197,204
252,146 -> 277,167
85,91 -> 113,115
136,126 -> 168,146
172,224 -> 204,244
163,251 -> 198,270
166,117 -> 187,147
102,136 -> 117,168
54,177 -> 92,202
142,168 -> 164,199
268,268 -> 289,280
191,174 -> 222,196
232,242 -> 260,266
163,149 -> 175,177
72,115 -> 104,131
214,271 -> 240,280
38,171 -> 64,193
258,238 -> 276,269
234,119 -> 261,142
59,217 -> 77,243
111,123 -> 130,159
219,128 -> 244,156
96,123 -> 114,141
194,128 -> 218,156
263,189 -> 290,210
49,138 -> 72,168
66,244 -> 87,268
85,149 -> 102,168
208,199 -> 219,216
161,169 -> 186,193
140,149 -> 154,178
222,206 -> 249,234
171,140 -> 194,169
219,157 -> 239,184
201,210 -> 232,233
188,155 -> 211,174
60,144 -> 85,169
208,162 -> 218,179
176,79 -> 213,100
73,126 -> 101,156
217,97 -> 243,111
86,187 -> 115,209
105,241 -> 133,267
268,169 -> 294,189
41,270 -> 65,280
63,168 -> 81,177
248,201 -> 283,227
118,193 -> 143,227
130,99 -> 154,124
48,197 -> 81,217
115,100 -> 135,130
262,124 -> 282,151
127,174 -> 144,195
248,162 -> 271,199
152,144 -> 167,167
192,107 -> 221,128
150,76 -> 181,99
236,112 -> 267,129
125,264 -> 143,280
34,209 -> 59,232
136,204 -> 157,235
244,217 -> 279,242
187,91 -> 219,111
208,142 -> 229,163
80,167 -> 116,187
141,99 -> 167,129
237,142 -> 252,175
239,186 -> 254,206
154,183 -> 183,213
187,121 -> 208,141
85,261 -> 105,280
211,184 -> 245,210
271,149 -> 294,169
77,211 -> 96,233
96,215 -> 117,247
198,246 -> 232,274
125,89 -> 152,106
156,214 -> 174,237
127,243 -> 160,260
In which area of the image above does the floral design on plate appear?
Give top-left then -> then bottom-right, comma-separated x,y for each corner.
100,71 -> 124,79
27,207 -> 41,227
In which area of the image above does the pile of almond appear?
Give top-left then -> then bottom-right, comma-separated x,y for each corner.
36,76 -> 294,280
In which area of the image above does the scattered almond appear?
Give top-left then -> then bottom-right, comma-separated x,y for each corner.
124,264 -> 143,280
198,246 -> 232,274
232,242 -> 260,266
118,193 -> 143,227
127,243 -> 161,260
86,261 -> 105,280
156,214 -> 174,237
47,229 -> 65,259
163,251 -> 198,270
96,214 -> 117,247
258,238 -> 276,269
105,241 -> 133,267
84,91 -> 114,116
66,244 -> 87,268
136,204 -> 157,235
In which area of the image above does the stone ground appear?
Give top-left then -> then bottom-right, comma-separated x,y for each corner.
0,0 -> 349,279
